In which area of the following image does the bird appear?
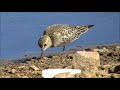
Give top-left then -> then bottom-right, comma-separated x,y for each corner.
38,24 -> 94,58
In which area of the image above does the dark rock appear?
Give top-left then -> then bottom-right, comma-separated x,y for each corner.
107,53 -> 113,56
109,64 -> 120,73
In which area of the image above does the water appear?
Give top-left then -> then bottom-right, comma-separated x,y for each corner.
0,12 -> 120,58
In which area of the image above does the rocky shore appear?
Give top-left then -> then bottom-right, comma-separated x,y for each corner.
0,43 -> 120,78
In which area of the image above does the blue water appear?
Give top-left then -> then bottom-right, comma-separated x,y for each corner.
0,12 -> 120,58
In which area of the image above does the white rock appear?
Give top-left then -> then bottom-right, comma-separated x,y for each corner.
42,69 -> 81,78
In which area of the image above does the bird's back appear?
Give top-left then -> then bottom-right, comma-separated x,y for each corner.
43,24 -> 94,47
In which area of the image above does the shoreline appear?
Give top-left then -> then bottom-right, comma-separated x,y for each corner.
0,43 -> 120,66
0,43 -> 120,78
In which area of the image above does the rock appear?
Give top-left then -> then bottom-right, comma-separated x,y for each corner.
111,74 -> 120,78
103,47 -> 109,52
93,47 -> 109,53
21,76 -> 28,78
76,51 -> 100,61
16,73 -> 21,78
11,69 -> 16,74
54,72 -> 75,78
43,57 -> 49,59
72,51 -> 100,72
18,66 -> 26,69
109,64 -> 120,73
74,73 -> 82,78
96,70 -> 110,78
100,65 -> 112,70
52,56 -> 60,58
30,65 -> 39,71
116,46 -> 120,49
42,69 -> 81,78
0,68 -> 4,75
107,53 -> 113,56
31,59 -> 37,61
34,71 -> 42,75
81,70 -> 96,78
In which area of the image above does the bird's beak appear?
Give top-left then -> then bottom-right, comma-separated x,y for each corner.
40,49 -> 43,58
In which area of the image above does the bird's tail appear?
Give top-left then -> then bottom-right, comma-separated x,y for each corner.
77,25 -> 94,35
87,25 -> 94,29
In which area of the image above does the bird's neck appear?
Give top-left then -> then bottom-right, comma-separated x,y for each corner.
47,35 -> 53,47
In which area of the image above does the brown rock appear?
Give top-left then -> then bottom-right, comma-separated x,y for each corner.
81,70 -> 96,78
101,65 -> 112,70
30,65 -> 39,71
96,70 -> 110,78
34,71 -> 42,75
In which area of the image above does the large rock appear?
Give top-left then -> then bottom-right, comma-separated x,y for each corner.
72,51 -> 100,72
76,51 -> 100,62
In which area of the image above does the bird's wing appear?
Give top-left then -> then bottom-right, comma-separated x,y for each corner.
43,24 -> 69,36
43,24 -> 94,44
60,25 -> 93,43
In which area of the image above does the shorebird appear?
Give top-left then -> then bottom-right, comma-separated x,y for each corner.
38,24 -> 94,58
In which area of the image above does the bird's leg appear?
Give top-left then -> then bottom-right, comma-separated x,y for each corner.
62,46 -> 65,52
60,46 -> 66,57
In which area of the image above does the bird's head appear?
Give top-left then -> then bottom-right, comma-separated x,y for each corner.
38,35 -> 52,51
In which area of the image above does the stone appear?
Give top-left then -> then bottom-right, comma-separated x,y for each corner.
0,68 -> 4,75
74,73 -> 82,78
42,69 -> 81,78
116,46 -> 120,49
111,74 -> 120,78
81,70 -> 96,78
72,51 -> 100,72
54,72 -> 75,78
43,57 -> 49,59
30,65 -> 39,71
100,65 -> 112,70
109,64 -> 120,73
18,66 -> 26,69
21,76 -> 28,78
96,70 -> 110,78
34,71 -> 42,75
76,51 -> 100,61
93,47 -> 109,53
11,69 -> 16,74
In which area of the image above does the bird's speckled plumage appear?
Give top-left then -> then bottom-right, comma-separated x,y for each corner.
43,24 -> 94,47
38,24 -> 94,58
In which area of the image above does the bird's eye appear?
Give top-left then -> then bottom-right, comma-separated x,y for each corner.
44,44 -> 47,46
